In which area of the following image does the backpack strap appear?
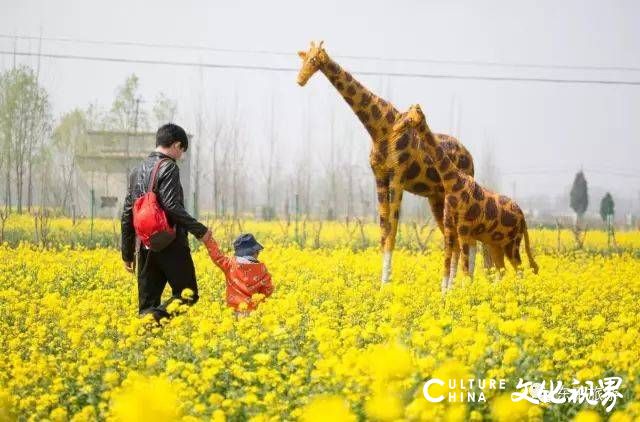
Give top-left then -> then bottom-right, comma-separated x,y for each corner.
148,158 -> 171,193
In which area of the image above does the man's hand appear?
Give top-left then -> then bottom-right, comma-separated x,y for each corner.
200,229 -> 212,243
124,260 -> 136,274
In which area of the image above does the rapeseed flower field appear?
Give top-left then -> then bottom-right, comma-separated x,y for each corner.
0,216 -> 639,421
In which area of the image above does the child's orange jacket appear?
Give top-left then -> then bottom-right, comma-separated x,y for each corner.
204,237 -> 273,311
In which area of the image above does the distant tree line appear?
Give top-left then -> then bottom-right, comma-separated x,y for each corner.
0,65 -> 631,230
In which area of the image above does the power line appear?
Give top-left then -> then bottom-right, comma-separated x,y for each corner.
2,33 -> 640,73
502,169 -> 640,178
3,50 -> 640,86
339,54 -> 640,73
0,50 -> 296,71
0,34 -> 297,58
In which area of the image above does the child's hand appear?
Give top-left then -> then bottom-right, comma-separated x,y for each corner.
200,229 -> 212,243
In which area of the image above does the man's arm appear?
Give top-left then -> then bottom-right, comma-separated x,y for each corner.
121,170 -> 136,265
156,161 -> 208,239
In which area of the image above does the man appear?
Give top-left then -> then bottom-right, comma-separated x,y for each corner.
121,123 -> 209,320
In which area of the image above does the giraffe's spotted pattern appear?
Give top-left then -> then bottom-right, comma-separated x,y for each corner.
389,104 -> 539,280
297,43 -> 479,272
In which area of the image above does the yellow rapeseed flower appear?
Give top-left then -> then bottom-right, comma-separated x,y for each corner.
300,395 -> 356,422
491,393 -> 534,422
364,392 -> 403,421
110,374 -> 181,422
0,219 -> 638,420
573,409 -> 602,422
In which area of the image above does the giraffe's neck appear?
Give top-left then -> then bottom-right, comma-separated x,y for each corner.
319,55 -> 399,141
417,123 -> 465,193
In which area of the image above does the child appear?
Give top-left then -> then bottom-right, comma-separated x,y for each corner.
202,231 -> 274,315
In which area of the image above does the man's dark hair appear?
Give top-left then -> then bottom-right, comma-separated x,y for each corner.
156,123 -> 188,151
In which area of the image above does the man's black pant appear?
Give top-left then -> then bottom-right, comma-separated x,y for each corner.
137,238 -> 199,315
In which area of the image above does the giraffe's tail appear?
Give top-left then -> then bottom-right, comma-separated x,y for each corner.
523,220 -> 539,274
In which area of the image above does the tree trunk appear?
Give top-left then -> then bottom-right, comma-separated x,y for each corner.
4,136 -> 11,209
27,159 -> 32,213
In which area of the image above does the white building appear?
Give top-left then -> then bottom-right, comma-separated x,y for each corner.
75,130 -> 192,218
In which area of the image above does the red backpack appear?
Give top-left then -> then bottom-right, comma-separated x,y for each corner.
132,158 -> 176,251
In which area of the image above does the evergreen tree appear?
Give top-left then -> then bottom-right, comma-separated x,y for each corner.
570,170 -> 589,224
599,192 -> 615,222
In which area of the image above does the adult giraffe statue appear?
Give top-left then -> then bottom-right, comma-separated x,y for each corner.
296,41 -> 477,284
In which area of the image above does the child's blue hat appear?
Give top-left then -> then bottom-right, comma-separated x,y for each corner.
233,233 -> 264,257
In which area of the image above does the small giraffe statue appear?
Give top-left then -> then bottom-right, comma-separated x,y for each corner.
392,104 -> 539,292
297,41 -> 476,283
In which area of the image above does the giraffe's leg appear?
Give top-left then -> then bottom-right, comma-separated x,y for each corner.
458,236 -> 474,279
382,250 -> 392,284
505,238 -> 522,276
427,195 -> 445,235
442,204 -> 457,292
448,236 -> 462,290
488,244 -> 506,279
482,244 -> 494,270
489,245 -> 506,270
449,247 -> 459,280
383,184 -> 404,284
505,238 -> 524,275
442,227 -> 456,294
428,195 -> 449,288
375,177 -> 391,283
482,243 -> 493,269
468,242 -> 477,278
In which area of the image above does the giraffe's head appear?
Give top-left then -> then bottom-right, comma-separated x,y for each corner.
392,104 -> 426,134
297,41 -> 327,86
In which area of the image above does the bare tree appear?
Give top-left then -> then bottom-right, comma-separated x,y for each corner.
294,96 -> 313,218
320,111 -> 341,220
108,74 -> 148,132
260,89 -> 279,219
207,98 -> 228,217
479,134 -> 500,192
191,67 -> 215,221
52,109 -> 89,215
26,85 -> 51,213
152,92 -> 177,127
217,118 -> 234,217
0,71 -> 7,210
108,74 -> 148,180
225,97 -> 245,219
0,66 -> 52,213
85,102 -> 107,130
341,124 -> 362,223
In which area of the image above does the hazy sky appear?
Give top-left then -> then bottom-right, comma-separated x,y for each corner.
2,0 -> 639,213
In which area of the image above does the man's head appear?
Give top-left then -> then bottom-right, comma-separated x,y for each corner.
156,123 -> 188,160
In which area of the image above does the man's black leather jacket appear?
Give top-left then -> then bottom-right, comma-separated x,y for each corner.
121,151 -> 207,262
